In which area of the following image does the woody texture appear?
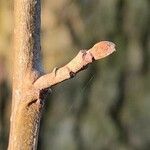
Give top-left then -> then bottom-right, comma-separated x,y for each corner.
8,0 -> 116,149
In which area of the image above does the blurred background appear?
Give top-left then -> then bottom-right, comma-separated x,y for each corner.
0,0 -> 150,149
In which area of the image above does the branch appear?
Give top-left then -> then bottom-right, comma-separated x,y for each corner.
34,41 -> 116,90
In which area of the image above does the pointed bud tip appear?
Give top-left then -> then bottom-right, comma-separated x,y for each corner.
89,41 -> 116,60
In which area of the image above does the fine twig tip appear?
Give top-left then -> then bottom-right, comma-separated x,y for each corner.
88,41 -> 116,60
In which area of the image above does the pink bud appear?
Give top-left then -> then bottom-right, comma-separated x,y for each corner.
88,41 -> 116,60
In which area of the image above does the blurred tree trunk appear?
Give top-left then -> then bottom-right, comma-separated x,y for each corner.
0,57 -> 10,150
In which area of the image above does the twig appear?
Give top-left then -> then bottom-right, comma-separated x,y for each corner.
34,41 -> 116,90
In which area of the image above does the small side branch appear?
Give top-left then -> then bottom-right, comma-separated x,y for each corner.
34,41 -> 116,90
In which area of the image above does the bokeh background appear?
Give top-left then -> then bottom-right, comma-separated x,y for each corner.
0,0 -> 150,149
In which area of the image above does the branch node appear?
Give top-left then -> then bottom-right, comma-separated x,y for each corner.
70,71 -> 76,78
83,51 -> 94,63
66,66 -> 76,78
52,67 -> 58,76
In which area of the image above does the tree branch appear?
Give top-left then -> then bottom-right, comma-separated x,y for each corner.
34,41 -> 116,90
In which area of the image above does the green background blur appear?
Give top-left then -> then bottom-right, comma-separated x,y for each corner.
0,0 -> 150,149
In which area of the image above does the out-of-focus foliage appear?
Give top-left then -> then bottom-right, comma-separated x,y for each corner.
0,0 -> 150,149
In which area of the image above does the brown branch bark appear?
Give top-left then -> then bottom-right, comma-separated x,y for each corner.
8,0 -> 43,149
34,41 -> 116,90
